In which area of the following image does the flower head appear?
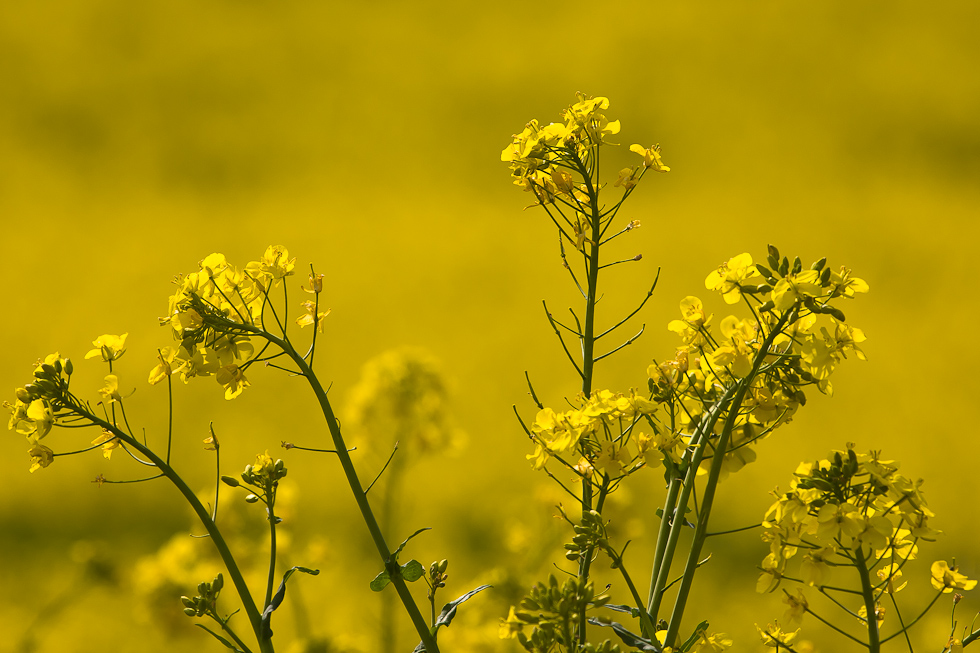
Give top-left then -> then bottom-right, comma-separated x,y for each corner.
931,561 -> 977,593
85,334 -> 129,362
28,443 -> 55,473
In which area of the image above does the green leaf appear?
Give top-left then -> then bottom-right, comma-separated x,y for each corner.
393,527 -> 431,559
194,624 -> 244,652
587,618 -> 663,652
261,566 -> 320,635
370,569 -> 391,592
413,585 -> 492,651
401,559 -> 424,582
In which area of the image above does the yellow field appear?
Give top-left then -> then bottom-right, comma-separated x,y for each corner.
2,2 -> 979,651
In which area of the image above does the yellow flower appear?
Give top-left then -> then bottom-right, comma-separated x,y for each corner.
705,254 -> 761,305
85,333 -> 129,362
829,267 -> 869,299
303,273 -> 325,294
614,166 -> 641,189
630,143 -> 670,172
91,430 -> 121,459
296,301 -> 331,332
499,606 -> 524,640
782,589 -> 808,627
26,399 -> 55,439
877,563 -> 907,594
771,270 -> 821,311
215,364 -> 249,400
245,245 -> 295,285
931,561 -> 977,593
148,347 -> 177,385
98,375 -> 122,404
28,443 -> 55,472
692,632 -> 732,652
857,603 -> 885,629
757,622 -> 799,648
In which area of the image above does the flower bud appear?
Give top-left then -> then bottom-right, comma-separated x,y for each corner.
245,493 -> 259,503
64,359 -> 73,376
183,607 -> 197,617
213,573 -> 223,592
181,596 -> 196,608
438,559 -> 448,574
15,387 -> 31,403
220,475 -> 240,487
811,257 -> 827,271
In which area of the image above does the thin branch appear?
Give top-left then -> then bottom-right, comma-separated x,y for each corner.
365,442 -> 400,495
595,271 -> 660,340
525,372 -> 544,410
593,324 -> 645,363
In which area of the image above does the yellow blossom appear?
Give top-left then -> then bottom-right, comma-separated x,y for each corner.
296,301 -> 330,332
98,375 -> 122,404
91,430 -> 121,459
28,443 -> 55,473
705,254 -> 761,305
630,143 -> 670,172
215,364 -> 249,400
85,333 -> 129,362
931,561 -> 977,593
148,347 -> 177,385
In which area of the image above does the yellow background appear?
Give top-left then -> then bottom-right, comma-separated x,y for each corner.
2,2 -> 979,651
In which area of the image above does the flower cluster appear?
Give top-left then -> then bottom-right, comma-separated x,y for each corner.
159,246 -> 311,399
501,93 -> 668,206
756,445 -> 971,639
500,574 -> 611,651
526,389 -> 670,483
6,353 -> 79,472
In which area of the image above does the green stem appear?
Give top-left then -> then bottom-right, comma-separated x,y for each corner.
265,484 -> 278,612
662,311 -> 791,647
255,329 -> 440,653
855,548 -> 880,651
647,383 -> 739,623
575,145 -> 603,647
82,412 -> 272,653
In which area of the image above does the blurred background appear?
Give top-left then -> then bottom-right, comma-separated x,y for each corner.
2,1 -> 979,651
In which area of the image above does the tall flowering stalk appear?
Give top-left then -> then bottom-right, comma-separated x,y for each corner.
6,247 -> 489,653
498,95 -> 912,652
